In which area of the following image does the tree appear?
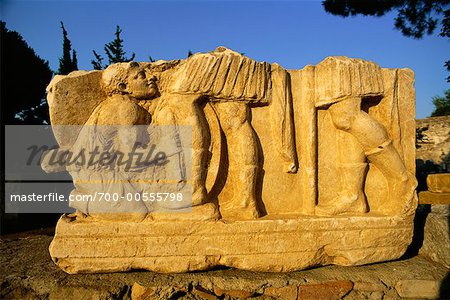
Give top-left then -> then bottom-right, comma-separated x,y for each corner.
91,50 -> 105,70
58,22 -> 78,75
431,89 -> 450,116
91,25 -> 135,69
72,50 -> 78,71
105,25 -> 136,64
322,0 -> 450,81
1,21 -> 53,124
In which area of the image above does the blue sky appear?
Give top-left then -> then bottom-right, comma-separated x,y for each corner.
1,0 -> 448,118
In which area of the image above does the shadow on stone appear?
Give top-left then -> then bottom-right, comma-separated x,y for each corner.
440,271 -> 450,299
402,204 -> 431,259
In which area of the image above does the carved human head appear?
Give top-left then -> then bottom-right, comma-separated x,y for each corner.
102,62 -> 158,99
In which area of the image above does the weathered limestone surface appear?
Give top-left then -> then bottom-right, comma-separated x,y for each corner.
1,234 -> 449,300
44,48 -> 418,273
46,70 -> 105,148
419,191 -> 450,204
417,172 -> 450,269
416,115 -> 450,168
427,173 -> 450,193
50,214 -> 413,274
419,174 -> 450,204
419,204 -> 450,270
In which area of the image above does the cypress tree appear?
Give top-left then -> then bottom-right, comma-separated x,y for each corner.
71,50 -> 78,71
58,22 -> 78,75
91,50 -> 105,70
104,25 -> 135,64
91,25 -> 135,70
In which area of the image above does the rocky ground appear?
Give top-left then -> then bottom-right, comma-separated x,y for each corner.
0,229 -> 449,300
416,115 -> 450,169
1,116 -> 449,300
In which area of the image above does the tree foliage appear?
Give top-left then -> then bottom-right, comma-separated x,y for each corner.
322,0 -> 450,81
323,0 -> 449,38
91,25 -> 135,70
58,22 -> 78,75
91,50 -> 105,70
105,25 -> 136,64
431,89 -> 450,117
1,21 -> 53,124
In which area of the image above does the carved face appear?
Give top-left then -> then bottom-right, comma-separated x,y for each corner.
126,67 -> 158,99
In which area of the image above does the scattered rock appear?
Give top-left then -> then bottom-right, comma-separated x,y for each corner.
427,174 -> 450,193
192,285 -> 217,300
395,279 -> 440,299
131,283 -> 156,300
213,285 -> 254,299
264,285 -> 297,300
352,281 -> 386,292
298,280 -> 353,300
419,204 -> 450,268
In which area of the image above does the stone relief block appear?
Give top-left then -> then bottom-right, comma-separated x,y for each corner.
44,47 -> 417,273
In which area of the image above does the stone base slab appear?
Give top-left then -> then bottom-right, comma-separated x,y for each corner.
419,191 -> 450,204
3,234 -> 449,300
419,204 -> 450,268
50,214 -> 414,274
427,173 -> 450,193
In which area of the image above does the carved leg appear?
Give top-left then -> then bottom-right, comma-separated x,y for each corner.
316,163 -> 368,215
214,102 -> 260,219
191,149 -> 209,206
316,130 -> 369,215
151,95 -> 221,220
328,97 -> 416,215
184,102 -> 210,207
162,95 -> 211,207
365,140 -> 416,215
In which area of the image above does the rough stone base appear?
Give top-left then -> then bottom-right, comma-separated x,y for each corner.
419,191 -> 450,204
419,205 -> 450,268
49,214 -> 414,274
1,234 -> 449,300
